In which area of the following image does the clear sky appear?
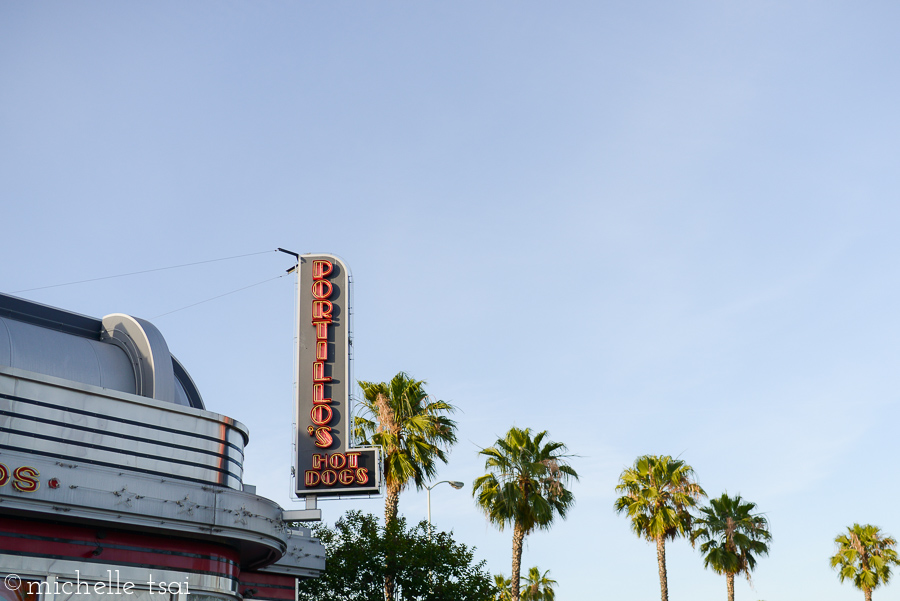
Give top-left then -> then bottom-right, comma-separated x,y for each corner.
3,2 -> 900,599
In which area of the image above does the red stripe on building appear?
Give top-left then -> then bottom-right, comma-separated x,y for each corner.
239,572 -> 296,601
0,517 -> 239,579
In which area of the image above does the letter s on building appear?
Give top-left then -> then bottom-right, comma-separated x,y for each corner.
13,466 -> 40,492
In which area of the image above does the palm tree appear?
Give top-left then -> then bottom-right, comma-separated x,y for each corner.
520,567 -> 557,601
473,427 -> 578,601
493,574 -> 512,601
355,372 -> 457,601
614,455 -> 706,601
691,493 -> 771,601
831,523 -> 900,601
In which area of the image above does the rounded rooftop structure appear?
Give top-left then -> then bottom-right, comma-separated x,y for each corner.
0,292 -> 204,409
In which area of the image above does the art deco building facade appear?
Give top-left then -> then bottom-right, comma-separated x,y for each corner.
0,293 -> 324,601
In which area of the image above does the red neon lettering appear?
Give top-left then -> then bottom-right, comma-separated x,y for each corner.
312,383 -> 331,405
312,300 -> 333,321
305,471 -> 320,487
314,427 -> 333,448
311,280 -> 333,299
321,470 -> 337,486
312,383 -> 332,405
356,468 -> 369,485
346,452 -> 361,469
314,321 -> 330,341
312,454 -> 328,470
0,464 -> 8,487
339,469 -> 355,485
310,404 -> 333,426
313,362 -> 331,383
316,341 -> 328,361
12,466 -> 39,493
329,453 -> 347,469
312,260 -> 333,280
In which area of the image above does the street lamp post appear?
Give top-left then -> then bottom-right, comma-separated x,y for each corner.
425,480 -> 464,537
424,480 -> 464,590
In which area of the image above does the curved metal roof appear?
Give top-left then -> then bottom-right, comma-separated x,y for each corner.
0,292 -> 204,409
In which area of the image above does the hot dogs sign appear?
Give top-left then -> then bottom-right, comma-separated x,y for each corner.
295,255 -> 380,497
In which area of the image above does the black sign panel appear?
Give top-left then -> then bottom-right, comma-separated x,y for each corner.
294,254 -> 380,497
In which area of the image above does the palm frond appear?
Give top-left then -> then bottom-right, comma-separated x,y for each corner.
356,372 -> 458,511
614,454 -> 706,543
473,427 -> 579,536
831,523 -> 900,593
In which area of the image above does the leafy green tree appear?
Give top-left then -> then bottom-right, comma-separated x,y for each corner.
520,567 -> 556,601
296,511 -> 495,601
614,455 -> 706,601
691,493 -> 771,601
473,427 -> 578,601
831,523 -> 900,601
355,373 -> 457,601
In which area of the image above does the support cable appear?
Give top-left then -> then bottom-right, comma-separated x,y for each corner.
12,249 -> 277,293
151,273 -> 287,319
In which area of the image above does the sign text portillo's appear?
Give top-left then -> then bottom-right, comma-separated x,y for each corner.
295,255 -> 380,497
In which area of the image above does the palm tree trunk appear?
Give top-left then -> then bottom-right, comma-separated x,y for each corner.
384,481 -> 401,526
726,572 -> 735,601
383,481 -> 401,601
377,388 -> 402,601
864,588 -> 872,601
510,522 -> 526,601
656,536 -> 668,601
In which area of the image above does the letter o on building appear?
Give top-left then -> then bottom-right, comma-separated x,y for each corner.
310,405 -> 333,426
311,280 -> 333,299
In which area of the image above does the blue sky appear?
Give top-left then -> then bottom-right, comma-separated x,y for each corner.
3,2 -> 900,599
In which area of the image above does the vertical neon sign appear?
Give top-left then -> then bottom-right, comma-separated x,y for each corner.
295,255 -> 380,497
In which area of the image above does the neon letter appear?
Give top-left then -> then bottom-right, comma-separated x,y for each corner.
313,362 -> 331,382
312,260 -> 333,280
312,300 -> 333,321
311,454 -> 328,470
356,468 -> 369,485
310,404 -> 333,426
13,466 -> 39,492
311,280 -> 333,299
312,383 -> 332,405
314,427 -> 333,448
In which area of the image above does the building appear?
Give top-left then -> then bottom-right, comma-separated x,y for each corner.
0,292 -> 325,601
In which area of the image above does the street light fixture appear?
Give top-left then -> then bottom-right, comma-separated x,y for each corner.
425,480 -> 464,535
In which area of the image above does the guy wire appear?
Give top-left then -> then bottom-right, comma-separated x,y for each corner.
13,249 -> 277,293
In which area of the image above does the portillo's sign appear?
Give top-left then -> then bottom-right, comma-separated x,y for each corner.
295,255 -> 380,497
